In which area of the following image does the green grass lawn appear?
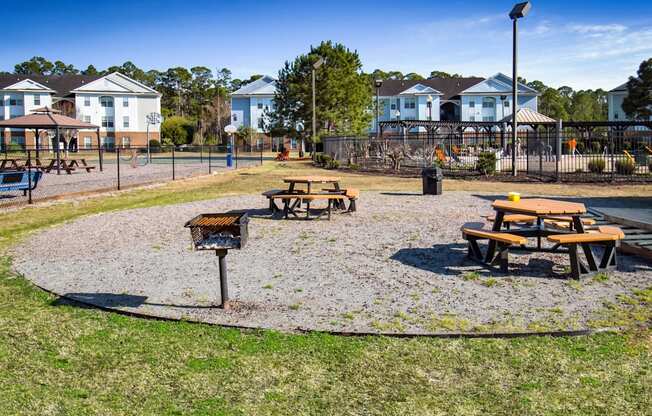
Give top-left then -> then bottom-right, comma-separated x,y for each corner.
1,162 -> 650,415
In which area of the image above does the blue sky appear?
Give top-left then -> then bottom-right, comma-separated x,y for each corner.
3,0 -> 652,90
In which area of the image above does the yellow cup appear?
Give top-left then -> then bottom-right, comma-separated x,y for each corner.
508,192 -> 521,202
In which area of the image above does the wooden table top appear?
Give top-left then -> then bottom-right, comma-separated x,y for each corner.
283,176 -> 341,184
492,198 -> 586,215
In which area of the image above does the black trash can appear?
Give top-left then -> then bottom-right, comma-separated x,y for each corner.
421,167 -> 443,195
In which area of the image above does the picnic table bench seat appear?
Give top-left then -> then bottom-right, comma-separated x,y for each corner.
485,213 -> 537,228
462,227 -> 526,272
271,193 -> 346,220
547,227 -> 624,279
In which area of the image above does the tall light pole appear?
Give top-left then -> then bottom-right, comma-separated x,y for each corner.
509,1 -> 531,176
375,79 -> 383,139
311,57 -> 324,158
427,95 -> 433,121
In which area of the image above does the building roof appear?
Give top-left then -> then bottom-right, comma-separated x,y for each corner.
500,107 -> 556,124
231,75 -> 277,96
378,77 -> 485,100
0,74 -> 101,96
0,107 -> 98,129
459,73 -> 540,95
609,81 -> 629,92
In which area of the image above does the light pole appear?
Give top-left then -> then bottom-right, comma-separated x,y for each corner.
311,57 -> 324,158
427,95 -> 433,121
509,1 -> 531,176
375,79 -> 383,139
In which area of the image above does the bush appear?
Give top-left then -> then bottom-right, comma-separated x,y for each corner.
476,151 -> 496,175
348,163 -> 360,170
615,159 -> 636,175
313,153 -> 325,166
587,159 -> 606,173
161,116 -> 196,145
325,159 -> 340,170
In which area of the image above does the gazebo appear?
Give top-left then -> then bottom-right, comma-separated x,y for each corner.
0,107 -> 101,174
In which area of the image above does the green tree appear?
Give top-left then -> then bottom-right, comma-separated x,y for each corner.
271,40 -> 372,148
235,125 -> 255,147
429,70 -> 463,79
14,57 -> 54,75
82,65 -> 100,76
161,116 -> 195,145
623,58 -> 652,120
52,60 -> 79,75
404,72 -> 425,80
538,88 -> 569,120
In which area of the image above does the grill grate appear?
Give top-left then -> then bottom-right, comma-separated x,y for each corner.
184,213 -> 249,250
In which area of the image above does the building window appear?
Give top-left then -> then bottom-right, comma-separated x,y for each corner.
482,97 -> 496,108
404,98 -> 416,109
256,138 -> 263,149
9,98 -> 23,106
84,136 -> 93,149
503,101 -> 510,107
469,115 -> 476,122
101,116 -> 114,128
10,136 -> 25,148
257,118 -> 264,129
290,138 -> 297,149
122,137 -> 131,148
233,114 -> 238,122
390,103 -> 396,110
123,116 -> 130,128
34,95 -> 41,106
123,98 -> 129,107
614,113 -> 619,120
83,115 -> 91,123
84,97 -> 91,106
100,96 -> 114,108
483,116 -> 495,122
469,101 -> 475,108
257,102 -> 263,109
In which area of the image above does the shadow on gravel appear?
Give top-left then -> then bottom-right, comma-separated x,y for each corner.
393,243 -> 574,280
379,192 -> 423,196
52,293 -> 224,310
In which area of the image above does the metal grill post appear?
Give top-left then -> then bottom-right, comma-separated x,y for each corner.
208,145 -> 212,174
27,149 -> 33,204
216,249 -> 229,308
172,146 -> 176,180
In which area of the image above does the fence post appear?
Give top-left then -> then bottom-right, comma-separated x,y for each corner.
610,129 -> 615,182
27,149 -> 33,204
208,145 -> 212,174
172,146 -> 176,180
260,143 -> 263,165
200,144 -> 203,164
556,120 -> 562,182
116,147 -> 121,190
235,144 -> 238,169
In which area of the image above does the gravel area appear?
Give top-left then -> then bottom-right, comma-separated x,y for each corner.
12,192 -> 652,334
0,158 -> 260,208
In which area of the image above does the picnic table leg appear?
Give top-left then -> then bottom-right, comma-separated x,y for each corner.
486,211 -> 504,261
306,200 -> 311,219
536,217 -> 542,250
568,244 -> 582,279
327,199 -> 332,220
283,199 -> 290,219
581,243 -> 598,271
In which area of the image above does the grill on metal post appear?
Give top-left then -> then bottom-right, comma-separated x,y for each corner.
184,212 -> 249,309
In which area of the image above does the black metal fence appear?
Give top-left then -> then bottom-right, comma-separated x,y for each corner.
0,144 -> 265,209
323,129 -> 652,182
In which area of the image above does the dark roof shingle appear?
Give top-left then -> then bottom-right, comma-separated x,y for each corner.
377,77 -> 485,100
0,74 -> 102,96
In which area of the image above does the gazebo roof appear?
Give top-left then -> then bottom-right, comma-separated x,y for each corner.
0,107 -> 98,129
500,107 -> 556,124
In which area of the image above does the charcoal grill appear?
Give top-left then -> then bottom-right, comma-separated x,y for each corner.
184,212 -> 249,308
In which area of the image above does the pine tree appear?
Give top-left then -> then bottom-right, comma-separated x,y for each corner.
623,58 -> 652,120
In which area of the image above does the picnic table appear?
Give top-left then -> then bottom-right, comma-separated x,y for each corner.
283,176 -> 341,194
44,158 -> 96,174
463,197 -> 623,279
0,158 -> 24,171
263,176 -> 357,220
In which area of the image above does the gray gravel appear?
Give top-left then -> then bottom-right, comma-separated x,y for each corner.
11,192 -> 652,334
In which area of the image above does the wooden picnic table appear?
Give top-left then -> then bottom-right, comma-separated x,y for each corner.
44,158 -> 96,174
283,176 -> 341,194
487,197 -> 588,257
0,158 -> 24,171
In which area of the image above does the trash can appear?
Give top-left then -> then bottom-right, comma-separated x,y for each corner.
226,153 -> 233,168
421,167 -> 443,195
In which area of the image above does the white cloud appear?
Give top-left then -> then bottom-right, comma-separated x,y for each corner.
568,24 -> 627,34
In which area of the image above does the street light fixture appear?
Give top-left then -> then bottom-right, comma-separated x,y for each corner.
375,79 -> 383,139
426,95 -> 433,121
509,1 -> 531,176
310,57 -> 324,158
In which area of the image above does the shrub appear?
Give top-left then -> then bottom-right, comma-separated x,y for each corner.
591,141 -> 602,153
348,163 -> 360,170
321,154 -> 332,166
615,159 -> 636,175
325,159 -> 340,170
476,151 -> 496,175
587,159 -> 605,173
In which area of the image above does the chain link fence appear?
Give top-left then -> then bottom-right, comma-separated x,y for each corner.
0,144 -> 264,210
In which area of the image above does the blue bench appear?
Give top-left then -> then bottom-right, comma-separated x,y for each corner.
0,171 -> 43,196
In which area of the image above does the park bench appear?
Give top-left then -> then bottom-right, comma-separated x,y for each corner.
344,188 -> 359,212
547,228 -> 623,279
0,170 -> 43,196
271,193 -> 346,220
462,227 -> 527,273
67,158 -> 96,172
